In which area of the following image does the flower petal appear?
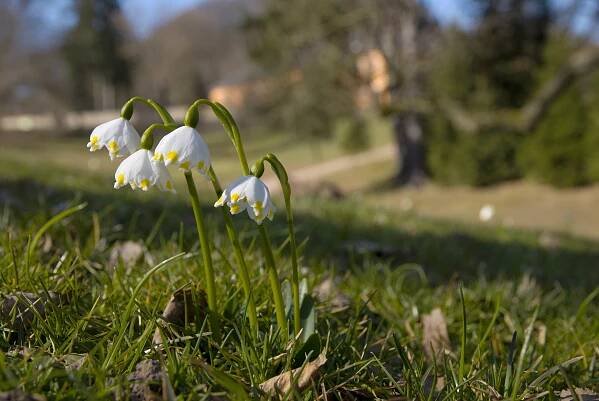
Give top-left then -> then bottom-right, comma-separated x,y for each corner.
155,126 -> 211,173
215,175 -> 275,223
89,117 -> 140,159
113,149 -> 173,193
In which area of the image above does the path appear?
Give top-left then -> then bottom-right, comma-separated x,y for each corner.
264,145 -> 395,193
264,143 -> 599,240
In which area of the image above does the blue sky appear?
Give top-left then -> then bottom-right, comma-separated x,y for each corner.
121,0 -> 205,36
26,0 -> 593,42
127,0 -> 474,36
422,0 -> 473,26
41,0 -> 468,36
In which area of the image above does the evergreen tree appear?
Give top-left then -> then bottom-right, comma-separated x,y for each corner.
245,0 -> 359,143
62,0 -> 131,110
246,0 -> 434,183
248,0 -> 599,187
470,0 -> 551,108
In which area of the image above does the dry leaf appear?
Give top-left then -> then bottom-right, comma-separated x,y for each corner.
109,241 -> 145,268
1,292 -> 60,332
152,287 -> 208,345
335,388 -> 376,400
313,277 -> 350,311
129,359 -> 164,401
558,388 -> 599,401
62,353 -> 88,370
0,390 -> 45,401
517,274 -> 539,297
422,374 -> 446,395
41,234 -> 53,253
259,353 -> 327,396
422,308 -> 451,361
536,323 -> 547,347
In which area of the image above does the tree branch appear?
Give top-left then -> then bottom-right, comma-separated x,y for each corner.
437,46 -> 599,134
520,46 -> 599,132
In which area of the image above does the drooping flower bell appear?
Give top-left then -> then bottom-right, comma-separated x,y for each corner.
214,175 -> 275,224
114,149 -> 175,192
87,117 -> 141,160
154,126 -> 211,175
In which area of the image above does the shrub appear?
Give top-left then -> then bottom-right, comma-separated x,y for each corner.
518,86 -> 589,187
427,115 -> 522,186
336,118 -> 369,153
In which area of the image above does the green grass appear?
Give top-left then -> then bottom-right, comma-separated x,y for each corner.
0,146 -> 597,399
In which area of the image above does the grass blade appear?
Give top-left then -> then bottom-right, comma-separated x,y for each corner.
510,307 -> 538,400
102,252 -> 186,370
459,284 -> 467,381
27,202 -> 87,264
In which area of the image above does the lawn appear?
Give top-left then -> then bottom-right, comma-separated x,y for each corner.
0,128 -> 597,399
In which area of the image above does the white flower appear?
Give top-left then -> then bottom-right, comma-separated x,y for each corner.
154,126 -> 211,174
87,117 -> 141,160
114,149 -> 175,193
214,175 -> 275,224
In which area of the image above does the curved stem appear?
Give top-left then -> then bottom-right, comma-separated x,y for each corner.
185,172 -> 217,311
196,100 -> 287,339
262,154 -> 301,336
208,167 -> 259,337
122,96 -> 176,125
186,99 -> 250,174
183,99 -> 261,336
140,123 -> 177,150
213,102 -> 250,174
134,111 -> 218,314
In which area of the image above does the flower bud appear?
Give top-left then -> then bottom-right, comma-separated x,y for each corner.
140,127 -> 154,150
184,106 -> 200,128
251,159 -> 265,177
120,100 -> 134,120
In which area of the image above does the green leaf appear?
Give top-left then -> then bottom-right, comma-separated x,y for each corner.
299,278 -> 309,303
300,294 -> 316,342
292,332 -> 322,368
282,279 -> 293,319
202,363 -> 249,401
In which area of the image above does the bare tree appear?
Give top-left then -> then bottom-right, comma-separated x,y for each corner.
0,0 -> 69,115
133,0 -> 257,106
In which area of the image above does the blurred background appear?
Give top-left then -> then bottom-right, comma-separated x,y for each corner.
3,0 -> 599,238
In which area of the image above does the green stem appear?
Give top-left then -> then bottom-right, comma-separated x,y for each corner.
182,99 -> 261,336
186,99 -> 250,173
131,105 -> 217,312
127,100 -> 217,312
261,154 -> 301,336
185,172 -> 216,310
208,167 -> 259,336
192,99 -> 287,338
213,102 -> 250,174
259,225 -> 288,338
122,96 -> 175,125
140,123 -> 177,150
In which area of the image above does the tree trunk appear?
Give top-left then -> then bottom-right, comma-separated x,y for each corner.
394,113 -> 427,186
393,0 -> 427,186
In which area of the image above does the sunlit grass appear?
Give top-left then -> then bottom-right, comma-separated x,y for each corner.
0,118 -> 597,398
0,172 -> 597,398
